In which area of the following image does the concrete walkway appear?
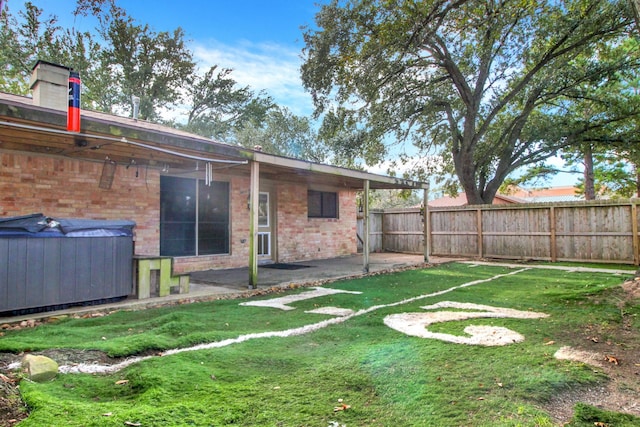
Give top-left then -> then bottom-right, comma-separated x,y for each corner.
462,260 -> 635,275
1,253 -> 453,324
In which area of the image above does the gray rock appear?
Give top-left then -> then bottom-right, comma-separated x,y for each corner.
22,354 -> 58,382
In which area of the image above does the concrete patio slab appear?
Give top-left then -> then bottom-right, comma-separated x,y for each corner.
189,253 -> 439,290
0,253 -> 457,324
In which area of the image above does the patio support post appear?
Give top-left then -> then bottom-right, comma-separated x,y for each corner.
363,180 -> 370,273
423,184 -> 430,263
248,161 -> 260,288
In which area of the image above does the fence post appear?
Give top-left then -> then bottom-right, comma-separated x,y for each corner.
476,208 -> 483,258
549,206 -> 557,262
381,208 -> 386,253
423,186 -> 430,263
632,201 -> 639,266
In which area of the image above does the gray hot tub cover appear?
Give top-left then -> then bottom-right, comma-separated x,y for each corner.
0,213 -> 135,237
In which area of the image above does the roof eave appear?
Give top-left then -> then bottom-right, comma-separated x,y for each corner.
0,94 -> 428,191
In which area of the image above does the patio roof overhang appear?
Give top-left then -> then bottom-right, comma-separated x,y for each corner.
0,93 -> 428,191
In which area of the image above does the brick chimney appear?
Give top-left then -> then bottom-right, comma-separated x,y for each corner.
30,60 -> 71,111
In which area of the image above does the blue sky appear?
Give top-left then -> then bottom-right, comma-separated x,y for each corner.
16,1 -> 577,187
24,0 -> 326,117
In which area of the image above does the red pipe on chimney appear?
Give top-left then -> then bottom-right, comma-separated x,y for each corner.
67,71 -> 81,132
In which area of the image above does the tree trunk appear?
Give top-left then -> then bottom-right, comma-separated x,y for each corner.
583,143 -> 596,200
456,160 -> 496,205
453,146 -> 485,205
632,0 -> 640,33
464,187 -> 485,205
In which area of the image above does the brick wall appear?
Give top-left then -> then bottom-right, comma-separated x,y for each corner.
276,184 -> 357,262
0,151 -> 159,254
1,151 -> 358,274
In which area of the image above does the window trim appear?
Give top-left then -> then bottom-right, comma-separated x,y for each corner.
307,190 -> 339,219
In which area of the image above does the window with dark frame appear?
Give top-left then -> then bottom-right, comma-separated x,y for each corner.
308,190 -> 338,218
160,176 -> 230,256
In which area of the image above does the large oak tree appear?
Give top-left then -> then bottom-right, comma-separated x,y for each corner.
302,0 -> 637,204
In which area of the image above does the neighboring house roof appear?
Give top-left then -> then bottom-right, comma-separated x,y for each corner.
428,193 -> 523,207
510,185 -> 579,198
0,91 -> 427,191
521,195 -> 584,203
509,185 -> 583,203
428,186 -> 585,207
428,194 -> 469,207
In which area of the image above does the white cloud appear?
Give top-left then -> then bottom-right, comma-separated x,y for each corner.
192,40 -> 314,117
365,160 -> 403,176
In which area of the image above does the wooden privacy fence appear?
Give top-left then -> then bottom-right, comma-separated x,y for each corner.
357,208 -> 424,254
357,200 -> 640,265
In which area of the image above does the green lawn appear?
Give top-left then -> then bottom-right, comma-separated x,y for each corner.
1,262 -> 638,426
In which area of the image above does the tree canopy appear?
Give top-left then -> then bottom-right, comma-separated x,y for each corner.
181,65 -> 275,140
0,0 -> 321,162
510,36 -> 640,199
233,107 -> 327,162
95,2 -> 196,121
302,0 -> 639,204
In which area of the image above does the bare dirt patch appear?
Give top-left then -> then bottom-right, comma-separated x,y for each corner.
0,374 -> 25,427
0,349 -> 125,426
622,276 -> 640,300
544,278 -> 640,424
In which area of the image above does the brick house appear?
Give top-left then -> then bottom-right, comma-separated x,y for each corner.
0,61 -> 427,288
